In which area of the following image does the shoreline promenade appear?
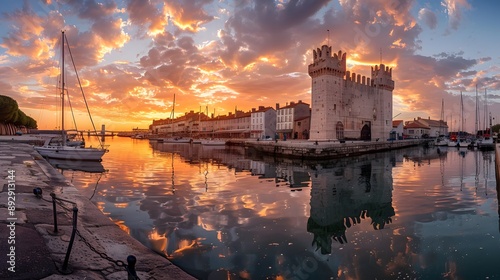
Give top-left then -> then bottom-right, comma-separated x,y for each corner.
0,142 -> 195,280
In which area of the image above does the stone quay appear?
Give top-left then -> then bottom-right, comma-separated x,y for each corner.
227,139 -> 429,160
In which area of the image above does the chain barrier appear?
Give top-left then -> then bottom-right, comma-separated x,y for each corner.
33,189 -> 140,279
75,229 -> 127,268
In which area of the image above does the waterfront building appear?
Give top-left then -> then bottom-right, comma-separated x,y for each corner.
276,100 -> 310,140
404,121 -> 430,139
412,117 -> 448,137
293,115 -> 311,139
151,111 -> 208,137
211,110 -> 251,138
392,120 -> 404,140
308,45 -> 394,141
403,117 -> 448,138
250,106 -> 276,139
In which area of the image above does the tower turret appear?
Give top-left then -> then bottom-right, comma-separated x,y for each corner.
371,64 -> 394,91
308,45 -> 346,78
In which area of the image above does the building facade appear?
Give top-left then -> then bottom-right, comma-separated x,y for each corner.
308,45 -> 394,141
276,100 -> 310,140
250,106 -> 276,139
403,117 -> 448,138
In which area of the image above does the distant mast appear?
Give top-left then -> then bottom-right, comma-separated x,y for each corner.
484,88 -> 488,133
475,85 -> 479,134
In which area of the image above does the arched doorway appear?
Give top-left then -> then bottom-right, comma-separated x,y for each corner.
335,122 -> 344,140
360,124 -> 371,141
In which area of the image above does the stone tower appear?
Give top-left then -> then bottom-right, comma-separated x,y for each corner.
370,64 -> 394,141
308,44 -> 394,141
308,45 -> 347,141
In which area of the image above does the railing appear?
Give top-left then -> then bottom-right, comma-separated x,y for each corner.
33,188 -> 139,279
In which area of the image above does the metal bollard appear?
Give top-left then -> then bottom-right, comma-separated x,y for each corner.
127,255 -> 139,280
50,193 -> 58,233
61,206 -> 78,273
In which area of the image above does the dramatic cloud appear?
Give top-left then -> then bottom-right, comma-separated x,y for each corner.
164,0 -> 215,33
441,0 -> 471,30
418,7 -> 437,29
126,0 -> 168,36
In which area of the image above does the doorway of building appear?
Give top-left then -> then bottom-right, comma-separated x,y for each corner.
336,121 -> 344,140
360,124 -> 371,141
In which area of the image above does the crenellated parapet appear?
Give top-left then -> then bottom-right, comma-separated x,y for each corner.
371,64 -> 394,91
344,71 -> 372,86
308,45 -> 346,78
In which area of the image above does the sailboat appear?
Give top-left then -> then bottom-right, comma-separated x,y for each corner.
457,91 -> 470,148
477,89 -> 495,150
161,94 -> 192,143
35,31 -> 108,161
435,99 -> 449,146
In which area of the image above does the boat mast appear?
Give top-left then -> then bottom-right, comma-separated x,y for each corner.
61,31 -> 66,144
459,91 -> 463,139
484,88 -> 488,134
475,85 -> 479,135
440,99 -> 444,135
172,94 -> 175,137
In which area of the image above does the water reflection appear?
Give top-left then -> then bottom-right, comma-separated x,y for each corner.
46,158 -> 107,174
59,138 -> 499,279
307,157 -> 395,253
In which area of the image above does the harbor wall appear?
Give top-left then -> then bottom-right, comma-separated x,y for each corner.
227,139 -> 427,160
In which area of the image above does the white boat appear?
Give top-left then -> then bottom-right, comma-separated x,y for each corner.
447,139 -> 458,147
477,136 -> 495,150
457,138 -> 470,148
161,137 -> 192,143
35,31 -> 108,161
36,138 -> 107,161
435,135 -> 449,146
200,139 -> 226,146
131,134 -> 145,139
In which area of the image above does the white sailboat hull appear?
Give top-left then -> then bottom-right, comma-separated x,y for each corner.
200,139 -> 226,146
161,138 -> 192,143
477,138 -> 495,150
435,137 -> 449,146
35,145 -> 107,161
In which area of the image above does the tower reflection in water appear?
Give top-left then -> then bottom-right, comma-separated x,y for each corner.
307,157 -> 395,253
148,142 -> 400,273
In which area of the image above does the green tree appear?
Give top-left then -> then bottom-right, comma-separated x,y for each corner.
25,116 -> 37,129
0,95 -> 19,123
492,124 -> 500,134
0,95 -> 38,128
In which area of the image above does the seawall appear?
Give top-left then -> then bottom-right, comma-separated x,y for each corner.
227,139 -> 427,160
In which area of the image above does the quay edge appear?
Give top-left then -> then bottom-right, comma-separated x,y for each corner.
496,143 -> 500,197
0,142 -> 196,280
226,139 -> 430,160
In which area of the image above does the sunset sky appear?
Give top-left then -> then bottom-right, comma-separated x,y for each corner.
1,0 -> 498,132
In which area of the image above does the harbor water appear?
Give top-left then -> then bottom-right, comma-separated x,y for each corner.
52,137 -> 500,279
